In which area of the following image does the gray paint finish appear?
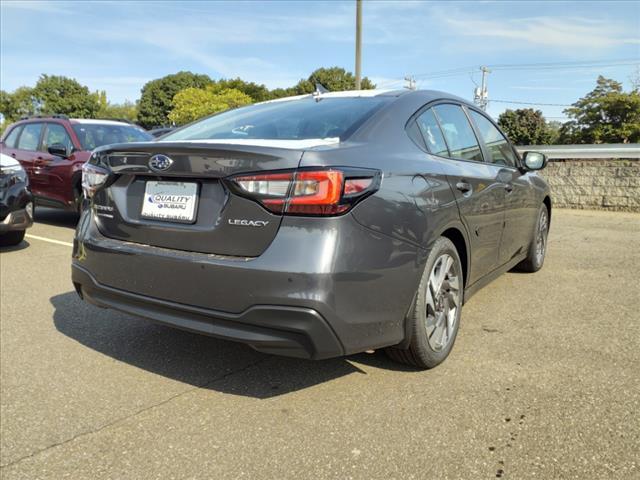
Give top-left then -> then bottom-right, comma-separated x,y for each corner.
73,90 -> 551,358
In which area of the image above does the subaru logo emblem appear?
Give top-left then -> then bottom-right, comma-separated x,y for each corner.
149,154 -> 174,172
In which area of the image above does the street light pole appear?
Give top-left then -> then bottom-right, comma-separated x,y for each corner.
355,0 -> 362,90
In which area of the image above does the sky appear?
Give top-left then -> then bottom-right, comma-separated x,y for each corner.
1,0 -> 639,121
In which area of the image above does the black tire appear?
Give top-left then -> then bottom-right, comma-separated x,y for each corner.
516,204 -> 549,273
73,185 -> 83,214
386,237 -> 464,369
0,230 -> 26,247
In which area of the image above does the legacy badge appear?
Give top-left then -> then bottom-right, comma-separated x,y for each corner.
228,219 -> 270,227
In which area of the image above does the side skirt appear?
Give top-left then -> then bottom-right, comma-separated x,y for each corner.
34,195 -> 77,212
463,253 -> 528,304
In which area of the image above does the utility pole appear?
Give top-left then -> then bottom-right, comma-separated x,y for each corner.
355,0 -> 362,90
404,75 -> 416,90
474,66 -> 490,110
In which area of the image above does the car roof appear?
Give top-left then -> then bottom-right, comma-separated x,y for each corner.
11,117 -> 134,127
399,89 -> 473,106
69,119 -> 133,126
255,89 -> 407,105
254,88 -> 471,108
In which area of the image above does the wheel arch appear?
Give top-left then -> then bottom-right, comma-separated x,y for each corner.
396,223 -> 470,351
439,225 -> 470,290
71,170 -> 82,192
543,195 -> 552,225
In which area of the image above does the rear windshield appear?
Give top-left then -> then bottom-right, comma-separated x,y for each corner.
162,96 -> 391,141
72,123 -> 152,150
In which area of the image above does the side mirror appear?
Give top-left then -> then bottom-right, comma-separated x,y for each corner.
48,143 -> 69,158
522,151 -> 547,171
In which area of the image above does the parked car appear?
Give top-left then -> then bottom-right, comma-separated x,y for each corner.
72,90 -> 550,369
0,116 -> 153,213
148,127 -> 176,138
0,152 -> 33,246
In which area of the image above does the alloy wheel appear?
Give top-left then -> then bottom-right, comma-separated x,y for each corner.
536,208 -> 549,265
425,253 -> 461,351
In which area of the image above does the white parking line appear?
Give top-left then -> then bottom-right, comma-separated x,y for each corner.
25,234 -> 73,248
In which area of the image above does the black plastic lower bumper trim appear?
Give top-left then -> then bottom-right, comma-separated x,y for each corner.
71,264 -> 344,359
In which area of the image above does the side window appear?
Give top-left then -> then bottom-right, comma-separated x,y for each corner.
416,109 -> 449,157
406,121 -> 427,150
16,123 -> 43,151
432,104 -> 483,162
3,125 -> 23,148
469,111 -> 518,167
43,123 -> 74,153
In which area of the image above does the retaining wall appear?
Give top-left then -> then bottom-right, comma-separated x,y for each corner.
541,159 -> 639,212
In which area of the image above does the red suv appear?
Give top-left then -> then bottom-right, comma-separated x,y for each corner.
0,116 -> 152,212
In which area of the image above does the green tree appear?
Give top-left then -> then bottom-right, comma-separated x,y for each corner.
168,85 -> 252,125
0,87 -> 38,123
1,76 -> 100,124
560,76 -> 640,144
546,120 -> 562,145
97,100 -> 139,123
31,74 -> 100,118
293,67 -> 376,94
215,78 -> 271,102
268,87 -> 298,100
497,108 -> 554,145
138,71 -> 212,129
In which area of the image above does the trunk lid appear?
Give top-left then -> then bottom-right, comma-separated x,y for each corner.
91,142 -> 303,256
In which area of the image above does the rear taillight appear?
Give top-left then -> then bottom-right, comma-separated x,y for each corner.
229,168 -> 380,216
81,163 -> 109,198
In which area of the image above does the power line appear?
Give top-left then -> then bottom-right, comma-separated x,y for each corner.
488,58 -> 639,71
413,66 -> 477,79
408,58 -> 639,81
489,99 -> 573,107
375,58 -> 640,100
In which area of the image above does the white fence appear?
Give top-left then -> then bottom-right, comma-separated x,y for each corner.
516,144 -> 640,159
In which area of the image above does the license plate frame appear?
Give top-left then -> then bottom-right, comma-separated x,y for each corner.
140,181 -> 199,224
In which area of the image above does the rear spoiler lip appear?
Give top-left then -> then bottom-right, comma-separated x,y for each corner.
154,138 -> 340,150
91,142 -> 308,178
93,138 -> 340,156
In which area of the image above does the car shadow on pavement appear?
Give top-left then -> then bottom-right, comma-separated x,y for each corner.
34,207 -> 79,229
51,292 -> 420,399
0,240 -> 30,252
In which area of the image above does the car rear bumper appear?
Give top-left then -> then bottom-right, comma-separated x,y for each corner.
0,204 -> 33,233
72,208 -> 426,358
72,264 -> 343,359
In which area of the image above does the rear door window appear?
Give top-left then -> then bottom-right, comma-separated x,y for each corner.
416,108 -> 449,157
16,123 -> 43,151
3,125 -> 23,148
469,110 -> 518,167
432,104 -> 483,162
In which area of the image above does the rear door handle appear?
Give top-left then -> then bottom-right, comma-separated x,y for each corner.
505,184 -> 513,193
456,181 -> 472,194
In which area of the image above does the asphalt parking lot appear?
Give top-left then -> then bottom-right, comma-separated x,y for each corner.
1,208 -> 638,479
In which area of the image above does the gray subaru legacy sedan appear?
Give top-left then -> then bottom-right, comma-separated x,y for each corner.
72,89 -> 551,369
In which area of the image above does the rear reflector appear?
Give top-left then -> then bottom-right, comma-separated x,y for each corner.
344,178 -> 373,196
230,168 -> 379,216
